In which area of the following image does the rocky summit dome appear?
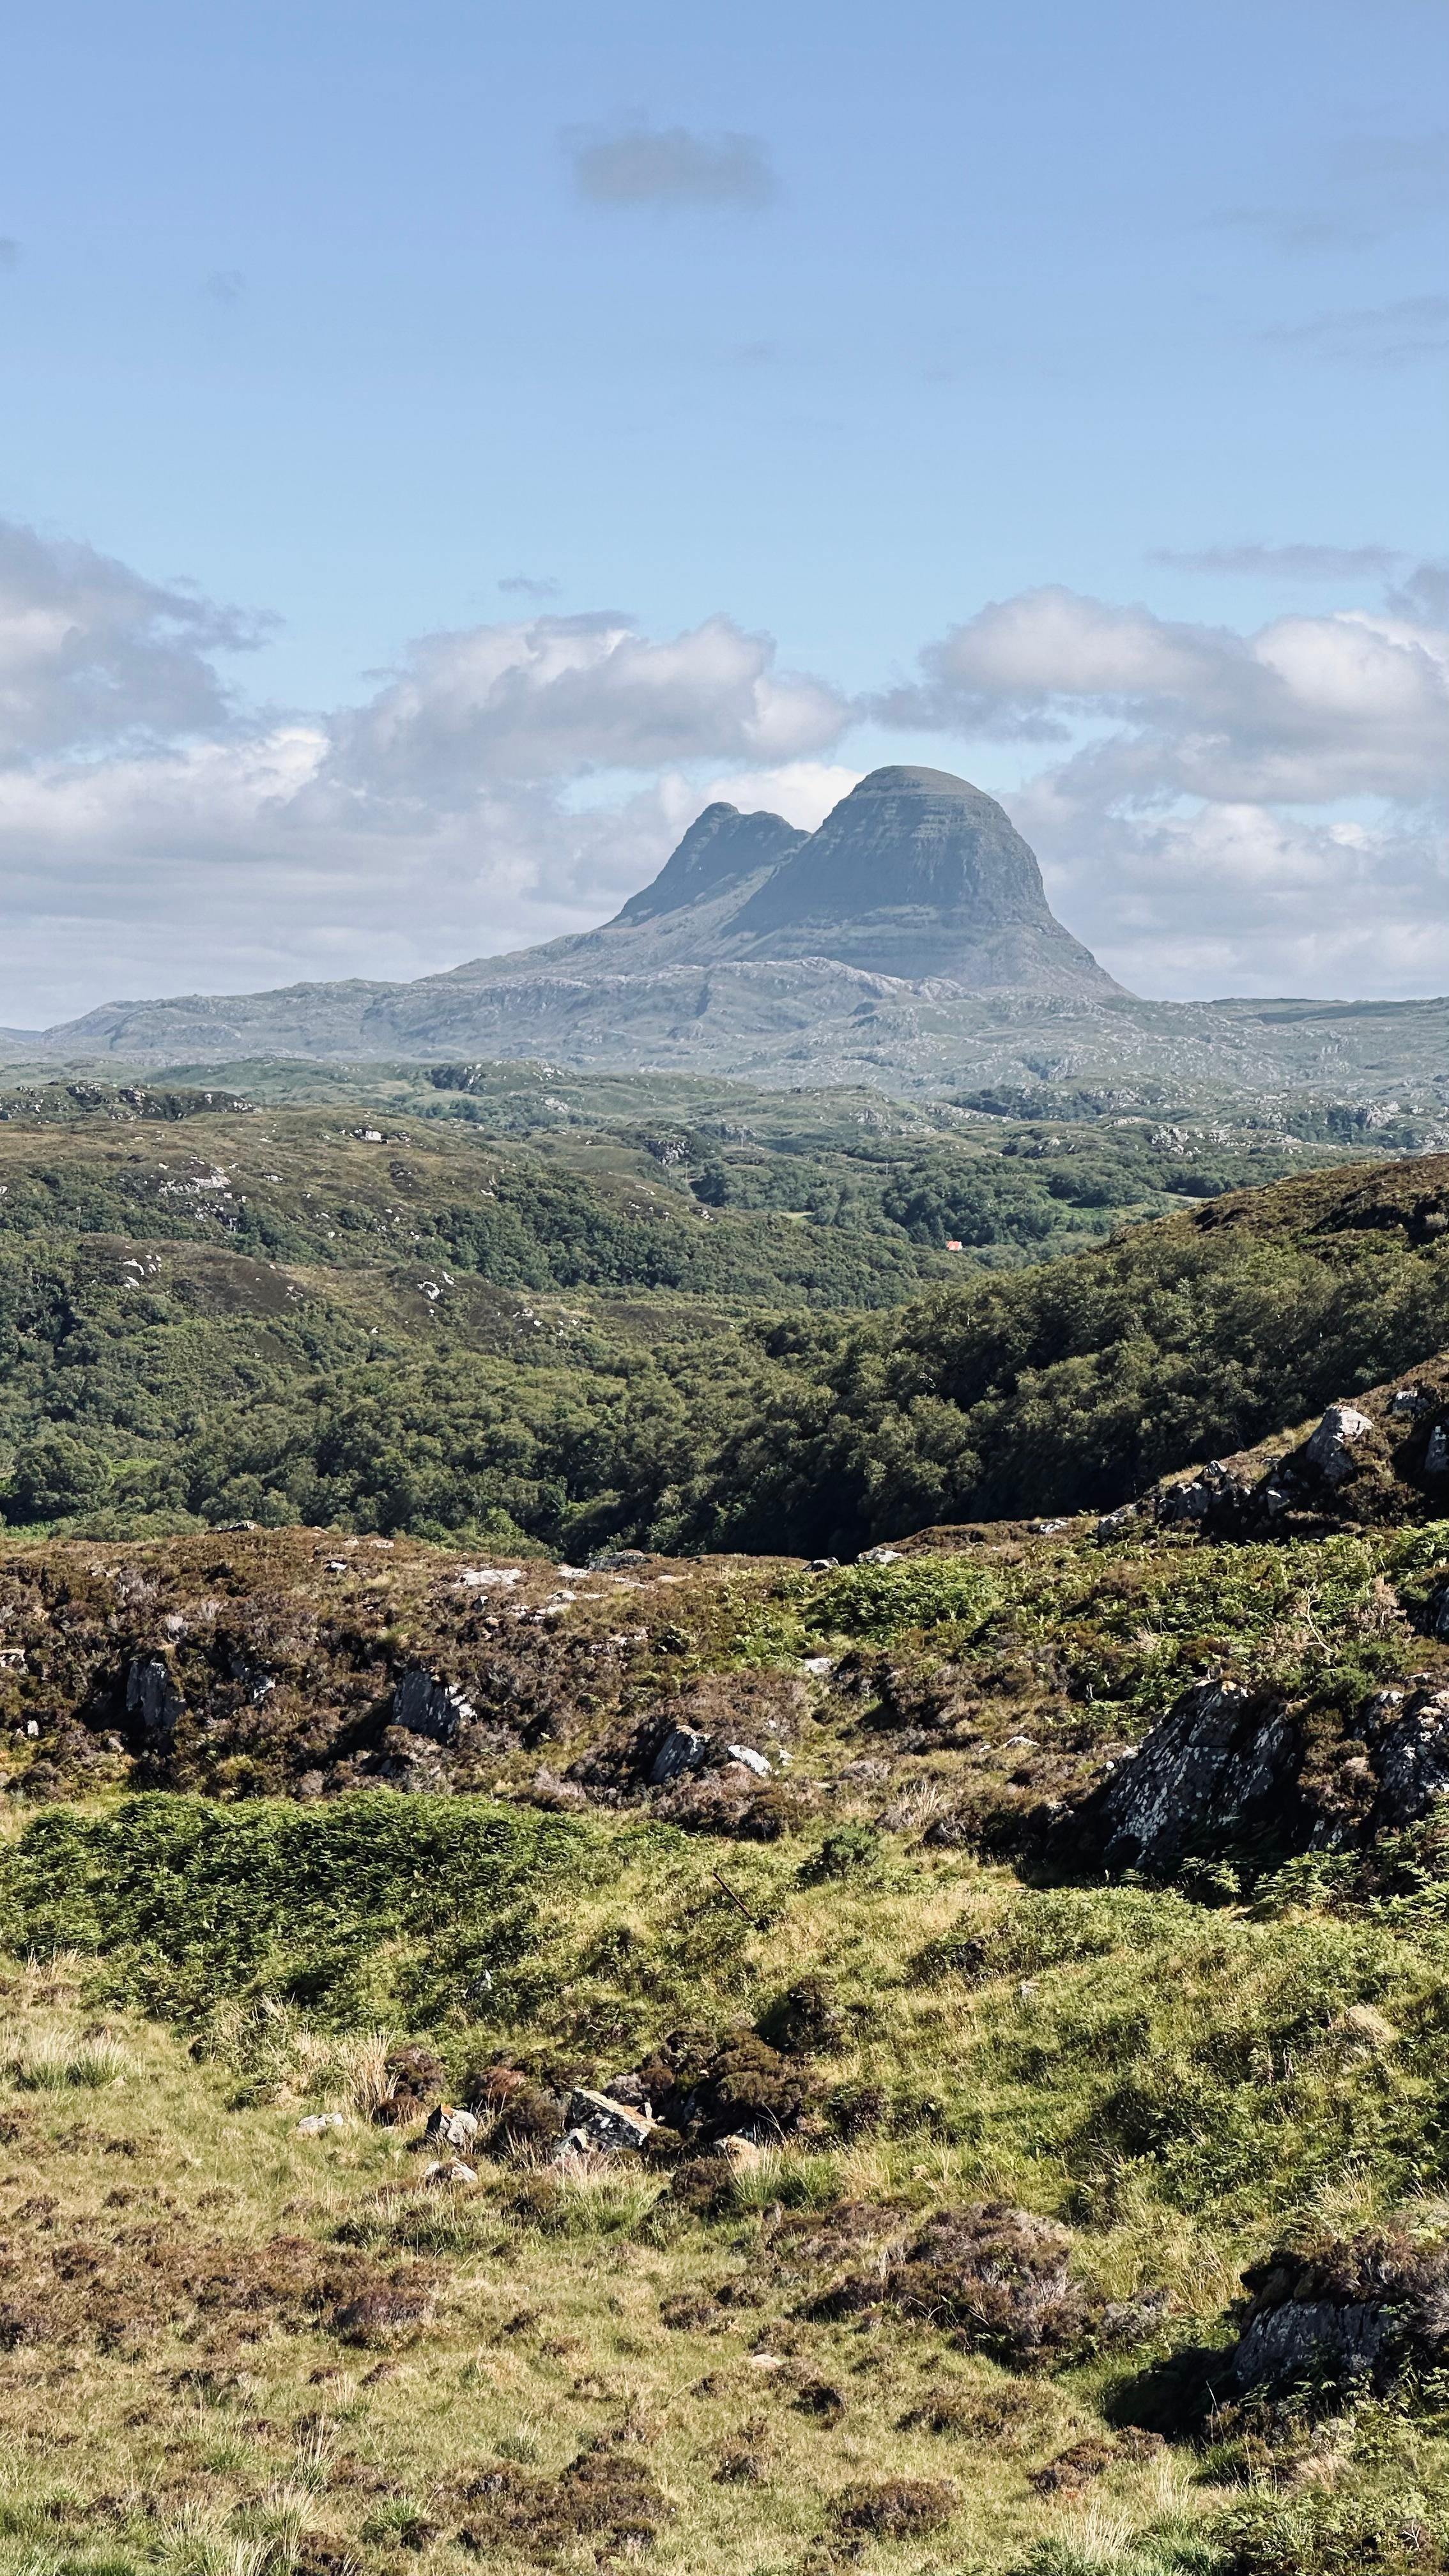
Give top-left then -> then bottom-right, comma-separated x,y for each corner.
723,765 -> 1119,991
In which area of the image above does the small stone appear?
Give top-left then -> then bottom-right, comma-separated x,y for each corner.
717,2134 -> 767,2172
806,1558 -> 839,1572
1392,1388 -> 1423,1414
726,1744 -> 771,1778
457,1566 -> 521,1589
422,2158 -> 477,2187
424,2104 -> 480,2151
296,2112 -> 346,2136
801,1656 -> 834,1678
859,1546 -> 904,1564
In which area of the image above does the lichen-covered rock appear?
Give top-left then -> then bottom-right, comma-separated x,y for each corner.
1371,1690 -> 1449,1827
1229,2224 -> 1449,2401
1068,1681 -> 1298,1876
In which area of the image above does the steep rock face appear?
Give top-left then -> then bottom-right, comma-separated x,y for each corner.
611,802 -> 806,925
724,767 -> 1121,992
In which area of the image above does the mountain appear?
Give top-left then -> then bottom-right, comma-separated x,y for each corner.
611,799 -> 807,924
723,765 -> 1118,988
11,766 -> 1129,1073
13,763 -> 1449,1112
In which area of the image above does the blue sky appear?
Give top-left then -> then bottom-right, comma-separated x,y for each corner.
0,0 -> 1445,1019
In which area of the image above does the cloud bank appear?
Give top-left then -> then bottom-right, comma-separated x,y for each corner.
0,519 -> 1444,1021
880,581 -> 1449,997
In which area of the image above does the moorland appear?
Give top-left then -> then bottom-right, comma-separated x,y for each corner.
4,1056 -> 1449,2574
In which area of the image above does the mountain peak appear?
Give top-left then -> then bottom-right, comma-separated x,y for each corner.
611,801 -> 806,926
724,764 -> 1120,992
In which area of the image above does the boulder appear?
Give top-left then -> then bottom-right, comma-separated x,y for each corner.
1069,1680 -> 1297,1876
1229,2225 -> 1449,2402
1303,1402 -> 1373,1483
424,2104 -> 481,2152
392,1668 -> 475,1745
560,2087 -> 656,2154
126,1653 -> 183,1747
296,2112 -> 346,2136
650,1725 -> 708,1786
422,2158 -> 478,2187
726,1744 -> 771,1778
1372,1690 -> 1449,1827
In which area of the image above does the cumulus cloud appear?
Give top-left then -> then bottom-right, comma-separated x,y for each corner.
877,585 -> 1449,806
566,124 -> 778,209
880,579 -> 1449,997
0,524 -> 850,1021
1,515 -> 1446,1020
0,522 -> 269,762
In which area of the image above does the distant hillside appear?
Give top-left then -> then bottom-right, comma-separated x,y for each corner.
1,1068 -> 1449,1557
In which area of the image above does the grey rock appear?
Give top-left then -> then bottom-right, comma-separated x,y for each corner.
295,2112 -> 346,2136
1232,2298 -> 1388,2396
1303,1402 -> 1373,1482
126,1653 -> 183,1746
1427,1425 -> 1449,1478
424,2104 -> 481,2152
392,1667 -> 475,1745
560,2088 -> 655,2154
1081,1681 -> 1295,1874
726,1743 -> 771,1778
1373,1693 -> 1449,1827
859,1545 -> 905,1564
650,1724 -> 709,1786
1392,1387 -> 1425,1414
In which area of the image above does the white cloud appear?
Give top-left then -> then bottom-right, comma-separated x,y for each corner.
0,528 -> 851,1021
0,521 -> 267,761
885,581 -> 1449,998
1,517 -> 1446,1021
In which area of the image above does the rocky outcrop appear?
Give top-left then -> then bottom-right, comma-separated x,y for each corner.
1066,1682 -> 1301,1877
125,1653 -> 183,1747
392,1668 -> 475,1745
1228,2225 -> 1449,2402
1112,1372 -> 1449,1541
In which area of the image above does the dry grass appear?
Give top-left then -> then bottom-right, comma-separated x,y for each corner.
0,1959 -> 1236,2576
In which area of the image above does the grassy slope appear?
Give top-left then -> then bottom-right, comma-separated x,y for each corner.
5,1536 -> 1449,2568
